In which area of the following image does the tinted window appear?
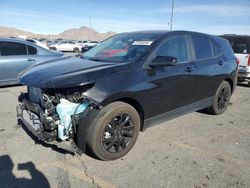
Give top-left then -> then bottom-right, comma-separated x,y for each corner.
192,36 -> 212,60
219,39 -> 235,60
154,36 -> 188,63
211,41 -> 221,56
229,37 -> 249,54
0,42 -> 27,56
28,45 -> 37,55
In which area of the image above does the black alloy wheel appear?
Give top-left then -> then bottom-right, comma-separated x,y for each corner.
85,101 -> 140,161
217,86 -> 230,112
103,114 -> 135,153
207,81 -> 231,115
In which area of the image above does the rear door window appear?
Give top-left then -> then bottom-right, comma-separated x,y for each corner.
0,42 -> 27,56
192,35 -> 213,60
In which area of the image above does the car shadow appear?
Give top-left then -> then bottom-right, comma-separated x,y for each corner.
237,83 -> 250,88
0,84 -> 22,89
18,120 -> 100,160
18,120 -> 74,155
0,155 -> 50,188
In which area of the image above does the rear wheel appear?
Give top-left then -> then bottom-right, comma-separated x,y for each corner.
207,81 -> 231,115
86,102 -> 140,161
248,81 -> 250,87
73,47 -> 80,53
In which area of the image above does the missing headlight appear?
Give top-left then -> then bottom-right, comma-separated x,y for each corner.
43,83 -> 94,104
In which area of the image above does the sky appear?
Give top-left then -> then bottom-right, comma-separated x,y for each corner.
0,0 -> 250,35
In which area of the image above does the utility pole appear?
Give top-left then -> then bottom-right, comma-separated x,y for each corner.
170,0 -> 175,31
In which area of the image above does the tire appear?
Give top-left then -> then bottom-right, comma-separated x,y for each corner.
207,81 -> 231,115
248,81 -> 250,87
50,47 -> 57,51
86,102 -> 140,161
73,48 -> 80,53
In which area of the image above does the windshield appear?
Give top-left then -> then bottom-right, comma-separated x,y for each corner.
83,33 -> 161,63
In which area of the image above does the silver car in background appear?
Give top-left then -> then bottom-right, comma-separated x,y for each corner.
0,38 -> 64,86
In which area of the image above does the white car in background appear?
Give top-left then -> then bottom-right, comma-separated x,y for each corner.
26,39 -> 49,50
84,41 -> 99,47
50,41 -> 82,53
221,35 -> 250,86
77,40 -> 88,46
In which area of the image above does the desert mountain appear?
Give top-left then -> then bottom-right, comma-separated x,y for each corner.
0,25 -> 116,41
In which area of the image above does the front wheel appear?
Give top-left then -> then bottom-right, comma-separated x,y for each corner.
207,81 -> 231,115
86,102 -> 140,161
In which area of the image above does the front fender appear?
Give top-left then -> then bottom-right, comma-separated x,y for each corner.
76,108 -> 99,153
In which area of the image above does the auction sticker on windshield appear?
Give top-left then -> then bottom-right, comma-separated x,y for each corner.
132,41 -> 153,46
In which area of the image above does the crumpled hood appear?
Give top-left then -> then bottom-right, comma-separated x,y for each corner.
18,56 -> 121,88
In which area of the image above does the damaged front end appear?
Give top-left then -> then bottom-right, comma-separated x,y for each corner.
16,86 -> 100,154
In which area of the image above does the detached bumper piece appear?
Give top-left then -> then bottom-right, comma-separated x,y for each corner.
17,93 -> 82,154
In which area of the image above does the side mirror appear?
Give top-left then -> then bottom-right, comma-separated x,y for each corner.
150,56 -> 177,67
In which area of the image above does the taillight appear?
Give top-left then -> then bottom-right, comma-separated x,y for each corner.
236,57 -> 240,65
248,54 -> 250,66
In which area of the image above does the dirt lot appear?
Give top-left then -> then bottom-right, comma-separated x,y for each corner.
0,84 -> 250,188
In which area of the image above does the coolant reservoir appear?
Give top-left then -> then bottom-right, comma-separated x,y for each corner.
56,98 -> 89,140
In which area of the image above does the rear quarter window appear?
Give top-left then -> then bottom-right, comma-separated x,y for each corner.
211,40 -> 221,57
27,45 -> 37,55
217,38 -> 235,60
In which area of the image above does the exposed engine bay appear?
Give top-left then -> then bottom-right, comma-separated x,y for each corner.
17,85 -> 100,154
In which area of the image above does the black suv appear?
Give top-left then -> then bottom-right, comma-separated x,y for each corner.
17,31 -> 237,160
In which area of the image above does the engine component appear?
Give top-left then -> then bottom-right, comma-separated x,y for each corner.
56,98 -> 89,140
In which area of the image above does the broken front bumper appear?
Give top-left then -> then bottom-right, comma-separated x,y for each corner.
16,93 -> 82,154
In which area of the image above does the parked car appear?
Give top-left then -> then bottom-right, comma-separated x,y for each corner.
77,40 -> 88,45
85,41 -> 99,47
47,39 -> 63,47
81,45 -> 95,52
50,41 -> 82,52
26,38 -> 49,49
17,31 -> 237,160
220,35 -> 250,86
0,38 -> 64,86
81,41 -> 100,52
45,40 -> 54,47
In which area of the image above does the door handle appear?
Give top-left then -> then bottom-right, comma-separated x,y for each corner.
218,61 -> 223,66
185,67 -> 195,72
27,58 -> 35,62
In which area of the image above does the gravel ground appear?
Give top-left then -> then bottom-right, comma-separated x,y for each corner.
0,84 -> 250,188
